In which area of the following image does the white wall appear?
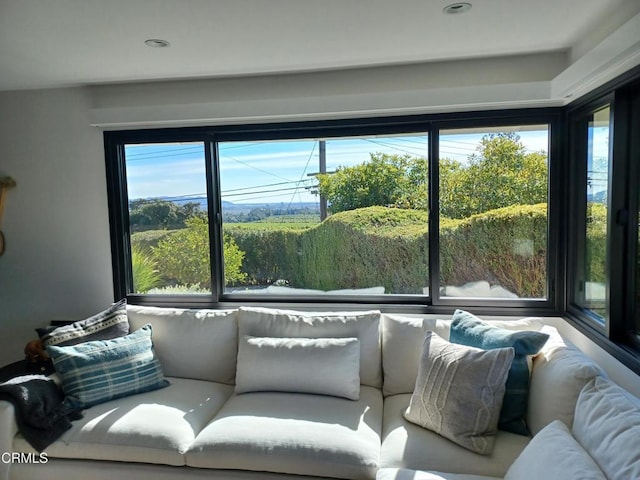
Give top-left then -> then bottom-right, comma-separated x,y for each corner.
88,52 -> 567,129
0,87 -> 114,366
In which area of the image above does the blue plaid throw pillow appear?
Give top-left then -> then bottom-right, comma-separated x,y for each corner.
47,324 -> 169,410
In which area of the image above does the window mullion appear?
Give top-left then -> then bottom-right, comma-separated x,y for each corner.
206,138 -> 223,302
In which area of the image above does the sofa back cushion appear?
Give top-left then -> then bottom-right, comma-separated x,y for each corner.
381,315 -> 440,396
527,325 -> 604,435
237,307 -> 382,388
572,376 -> 640,480
127,305 -> 238,385
381,314 -> 544,396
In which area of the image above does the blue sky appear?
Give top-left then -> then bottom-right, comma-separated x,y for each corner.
124,128 -> 554,206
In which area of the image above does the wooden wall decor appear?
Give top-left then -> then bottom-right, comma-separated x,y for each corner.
0,176 -> 17,256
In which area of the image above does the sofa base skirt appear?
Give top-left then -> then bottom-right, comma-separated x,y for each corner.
8,459 -> 334,480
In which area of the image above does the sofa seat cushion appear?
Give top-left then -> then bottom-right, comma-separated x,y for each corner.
377,468 -> 501,480
186,385 -> 383,480
380,394 -> 529,477
12,378 -> 233,466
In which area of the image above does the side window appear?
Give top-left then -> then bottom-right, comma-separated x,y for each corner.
572,105 -> 612,323
218,134 -> 429,296
438,126 -> 550,300
123,142 -> 211,294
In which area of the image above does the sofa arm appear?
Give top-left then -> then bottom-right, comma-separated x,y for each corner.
0,400 -> 18,480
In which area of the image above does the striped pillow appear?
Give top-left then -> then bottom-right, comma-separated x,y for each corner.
46,324 -> 169,410
37,299 -> 130,347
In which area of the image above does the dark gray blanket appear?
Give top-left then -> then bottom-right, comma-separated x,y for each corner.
0,374 -> 82,452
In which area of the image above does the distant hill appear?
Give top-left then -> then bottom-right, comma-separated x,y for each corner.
587,190 -> 607,203
159,195 -> 319,214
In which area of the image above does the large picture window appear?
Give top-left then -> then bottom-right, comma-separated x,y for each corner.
219,134 -> 429,296
104,112 -> 558,311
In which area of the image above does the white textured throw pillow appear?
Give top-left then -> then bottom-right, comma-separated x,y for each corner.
505,420 -> 605,479
235,336 -> 361,400
403,332 -> 514,455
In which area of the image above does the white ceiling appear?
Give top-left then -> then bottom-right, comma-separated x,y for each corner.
0,0 -> 638,92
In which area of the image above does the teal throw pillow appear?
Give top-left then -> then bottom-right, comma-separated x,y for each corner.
47,324 -> 169,410
450,309 -> 549,435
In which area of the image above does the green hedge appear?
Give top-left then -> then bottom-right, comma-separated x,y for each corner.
440,204 -> 548,298
139,203 -> 606,298
296,207 -> 428,293
226,204 -> 580,298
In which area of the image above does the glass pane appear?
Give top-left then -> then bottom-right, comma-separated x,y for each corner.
578,106 -> 611,320
219,134 -> 429,295
124,142 -> 210,294
439,126 -> 549,299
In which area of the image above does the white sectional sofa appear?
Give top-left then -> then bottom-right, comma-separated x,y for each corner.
1,305 -> 638,480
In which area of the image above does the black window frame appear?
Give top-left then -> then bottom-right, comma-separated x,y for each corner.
105,109 -> 562,316
430,116 -> 562,312
564,65 -> 640,373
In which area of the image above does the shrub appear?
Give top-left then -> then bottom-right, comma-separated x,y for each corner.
225,226 -> 301,286
440,204 -> 548,298
130,229 -> 173,251
296,207 -> 428,293
131,245 -> 162,293
153,216 -> 247,288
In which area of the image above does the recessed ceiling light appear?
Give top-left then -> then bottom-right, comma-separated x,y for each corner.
443,2 -> 472,14
144,38 -> 170,48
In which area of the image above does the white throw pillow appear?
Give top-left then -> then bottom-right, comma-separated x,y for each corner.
505,420 -> 605,480
235,336 -> 361,400
572,376 -> 640,480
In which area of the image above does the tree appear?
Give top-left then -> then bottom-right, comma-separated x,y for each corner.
316,153 -> 428,213
440,133 -> 548,219
129,199 -> 204,231
152,216 -> 246,288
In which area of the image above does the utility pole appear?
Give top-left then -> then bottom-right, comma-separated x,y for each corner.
319,140 -> 327,221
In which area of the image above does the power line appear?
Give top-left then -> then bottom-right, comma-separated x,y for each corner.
221,153 -> 293,183
223,184 -> 318,199
126,146 -> 203,161
364,138 -> 427,157
287,142 -> 317,210
223,179 -> 313,194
